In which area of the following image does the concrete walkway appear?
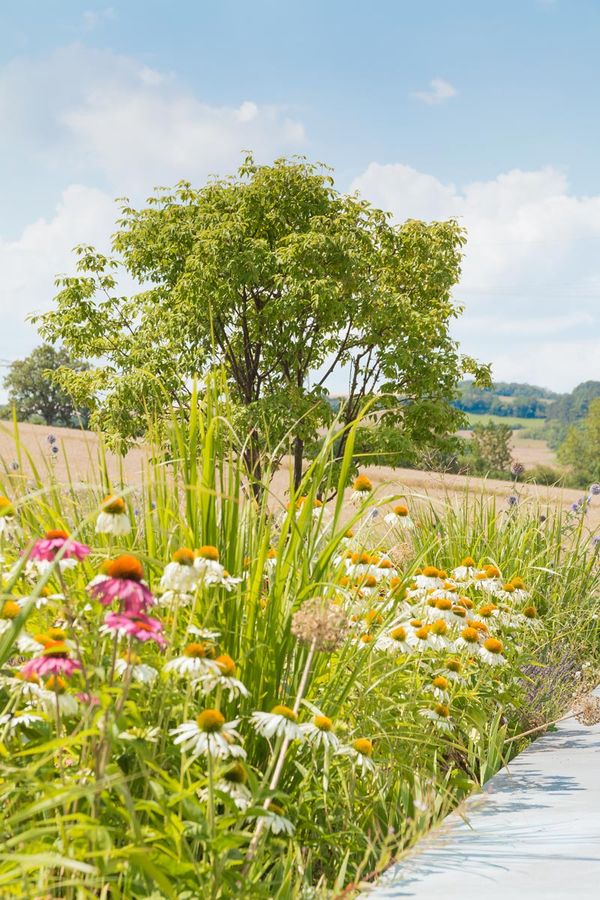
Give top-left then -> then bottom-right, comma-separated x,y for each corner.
366,687 -> 600,899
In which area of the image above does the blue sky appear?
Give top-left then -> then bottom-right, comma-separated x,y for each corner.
2,0 -> 600,391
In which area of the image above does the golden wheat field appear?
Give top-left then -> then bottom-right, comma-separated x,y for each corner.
2,420 -> 597,533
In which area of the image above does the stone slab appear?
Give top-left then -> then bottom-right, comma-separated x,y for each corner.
366,687 -> 600,899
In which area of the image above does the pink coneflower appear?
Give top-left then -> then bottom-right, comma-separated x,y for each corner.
30,529 -> 91,563
103,611 -> 167,648
20,641 -> 81,679
88,555 -> 154,613
75,691 -> 101,707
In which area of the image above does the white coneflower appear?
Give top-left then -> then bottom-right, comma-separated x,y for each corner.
194,546 -> 224,580
114,651 -> 159,684
376,625 -> 414,654
0,600 -> 21,635
454,626 -> 482,654
256,804 -> 295,835
17,590 -> 65,609
187,625 -> 221,641
118,725 -> 161,743
164,643 -> 220,678
299,714 -> 340,751
37,676 -> 79,717
160,548 -> 199,593
0,673 -> 42,700
198,655 -> 249,700
0,496 -> 16,537
384,504 -> 415,529
479,637 -> 506,666
350,474 -> 373,506
201,762 -> 253,811
451,557 -> 478,583
431,675 -> 451,702
414,567 -> 445,590
336,738 -> 376,775
95,495 -> 131,536
251,705 -> 304,742
204,568 -> 244,592
442,658 -> 465,682
420,703 -> 453,732
0,709 -> 44,730
170,709 -> 245,760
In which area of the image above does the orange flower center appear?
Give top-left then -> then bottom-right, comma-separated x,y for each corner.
102,495 -> 126,515
314,715 -> 333,731
352,738 -> 373,756
483,637 -> 503,654
172,548 -> 195,566
271,704 -> 297,721
105,555 -> 144,582
196,545 -> 220,561
215,654 -> 236,677
1,600 -> 20,620
196,709 -> 225,732
45,529 -> 68,541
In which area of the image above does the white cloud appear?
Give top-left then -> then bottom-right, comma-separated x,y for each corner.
0,185 -> 119,361
352,162 -> 600,390
0,45 -> 307,194
412,78 -> 457,105
0,44 -> 309,363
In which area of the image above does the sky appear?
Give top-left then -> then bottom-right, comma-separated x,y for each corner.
1,0 -> 600,393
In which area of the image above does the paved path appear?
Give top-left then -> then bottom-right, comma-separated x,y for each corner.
366,687 -> 600,899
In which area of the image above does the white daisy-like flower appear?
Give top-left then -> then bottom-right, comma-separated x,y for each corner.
299,714 -> 340,751
0,709 -> 45,730
430,676 -> 451,702
170,709 -> 245,759
375,624 -> 414,654
199,762 -> 253,811
256,806 -> 295,835
193,547 -> 224,579
160,549 -> 200,593
163,643 -> 221,678
413,574 -> 444,590
198,654 -> 249,700
16,632 -> 46,654
187,625 -> 221,641
114,654 -> 159,684
37,680 -> 79,717
0,674 -> 42,700
95,496 -> 131,536
17,590 -> 65,609
336,738 -> 376,775
251,705 -> 304,742
384,504 -> 415,529
159,589 -> 195,608
204,569 -> 244,592
420,705 -> 453,732
350,475 -> 373,507
26,558 -> 78,577
118,726 -> 160,743
479,638 -> 506,666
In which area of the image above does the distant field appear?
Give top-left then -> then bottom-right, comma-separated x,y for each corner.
465,412 -> 547,431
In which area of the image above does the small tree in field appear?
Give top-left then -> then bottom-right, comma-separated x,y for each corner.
558,398 -> 600,486
470,421 -> 513,475
2,344 -> 90,428
33,155 -> 489,486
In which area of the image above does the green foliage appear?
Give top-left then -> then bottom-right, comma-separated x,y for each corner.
455,380 -> 554,419
523,464 -> 565,486
1,344 -> 90,428
546,380 -> 600,424
557,397 -> 600,486
465,421 -> 513,475
0,392 -> 598,897
32,155 -> 488,483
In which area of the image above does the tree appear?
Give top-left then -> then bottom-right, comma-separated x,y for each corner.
557,398 -> 600,486
469,421 -> 513,475
2,344 -> 90,428
33,155 -> 489,486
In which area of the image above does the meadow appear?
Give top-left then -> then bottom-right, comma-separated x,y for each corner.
0,397 -> 599,898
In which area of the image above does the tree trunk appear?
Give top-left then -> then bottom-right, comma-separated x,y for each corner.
293,436 -> 304,491
244,430 -> 263,501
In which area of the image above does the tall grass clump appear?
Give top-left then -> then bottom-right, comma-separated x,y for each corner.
0,388 -> 598,898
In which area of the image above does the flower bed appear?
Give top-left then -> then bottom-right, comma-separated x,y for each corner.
0,413 -> 598,898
